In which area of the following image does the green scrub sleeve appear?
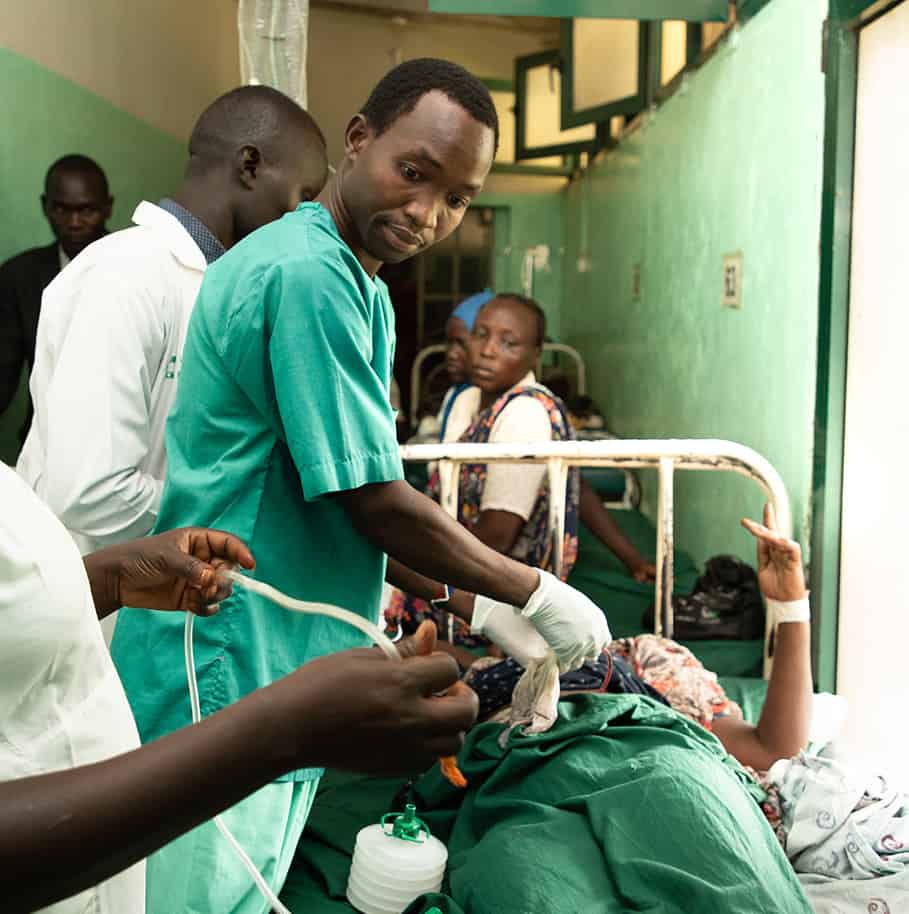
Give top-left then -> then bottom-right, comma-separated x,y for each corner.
266,258 -> 403,499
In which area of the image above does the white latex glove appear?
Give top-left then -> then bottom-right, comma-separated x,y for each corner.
473,569 -> 611,673
470,599 -> 550,668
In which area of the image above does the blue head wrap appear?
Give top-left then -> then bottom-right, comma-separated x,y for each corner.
450,289 -> 495,331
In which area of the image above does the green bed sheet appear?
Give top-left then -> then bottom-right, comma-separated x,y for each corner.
280,694 -> 810,914
569,511 -> 765,679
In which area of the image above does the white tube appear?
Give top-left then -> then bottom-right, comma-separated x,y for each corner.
223,570 -> 401,662
182,572 -> 401,914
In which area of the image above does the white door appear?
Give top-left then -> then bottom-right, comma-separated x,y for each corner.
837,0 -> 909,773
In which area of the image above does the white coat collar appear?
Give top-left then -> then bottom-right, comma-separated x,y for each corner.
131,201 -> 208,272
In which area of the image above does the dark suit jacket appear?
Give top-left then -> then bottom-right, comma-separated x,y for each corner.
0,242 -> 61,444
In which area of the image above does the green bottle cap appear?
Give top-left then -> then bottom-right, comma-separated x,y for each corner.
381,803 -> 430,844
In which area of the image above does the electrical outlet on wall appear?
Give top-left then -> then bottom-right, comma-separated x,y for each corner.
722,252 -> 743,308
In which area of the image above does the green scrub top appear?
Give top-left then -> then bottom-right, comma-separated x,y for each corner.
111,203 -> 403,781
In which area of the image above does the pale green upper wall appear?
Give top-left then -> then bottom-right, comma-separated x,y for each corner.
560,0 -> 826,565
0,48 -> 187,462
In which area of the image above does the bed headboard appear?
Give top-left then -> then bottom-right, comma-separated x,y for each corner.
400,438 -> 791,680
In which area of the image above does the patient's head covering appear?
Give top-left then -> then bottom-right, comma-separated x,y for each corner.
451,289 -> 495,331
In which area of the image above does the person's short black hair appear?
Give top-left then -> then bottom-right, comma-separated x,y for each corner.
189,85 -> 326,168
360,57 -> 499,153
45,155 -> 109,197
488,292 -> 546,347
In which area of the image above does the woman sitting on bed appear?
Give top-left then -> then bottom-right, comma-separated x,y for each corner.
439,290 -> 656,583
387,293 -> 580,654
440,291 -> 656,581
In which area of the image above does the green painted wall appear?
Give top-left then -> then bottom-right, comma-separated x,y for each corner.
560,0 -> 826,566
479,190 -> 565,339
0,47 -> 186,464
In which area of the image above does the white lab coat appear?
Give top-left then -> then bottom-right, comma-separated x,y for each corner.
17,202 -> 208,556
0,463 -> 143,913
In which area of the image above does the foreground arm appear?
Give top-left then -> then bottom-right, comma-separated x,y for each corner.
0,642 -> 474,913
346,480 -> 538,608
712,504 -> 812,770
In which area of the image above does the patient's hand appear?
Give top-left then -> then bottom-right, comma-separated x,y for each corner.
741,504 -> 807,603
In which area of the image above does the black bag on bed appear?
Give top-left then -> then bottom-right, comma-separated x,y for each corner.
642,555 -> 765,640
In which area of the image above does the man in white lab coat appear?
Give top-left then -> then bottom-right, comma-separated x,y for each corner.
17,86 -> 328,561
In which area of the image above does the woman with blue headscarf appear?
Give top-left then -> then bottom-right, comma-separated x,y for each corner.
434,291 -> 656,585
437,289 -> 494,441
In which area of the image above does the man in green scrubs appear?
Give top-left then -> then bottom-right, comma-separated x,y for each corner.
112,58 -> 609,913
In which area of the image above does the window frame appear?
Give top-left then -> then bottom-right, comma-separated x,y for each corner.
514,48 -> 606,161
559,19 -> 652,129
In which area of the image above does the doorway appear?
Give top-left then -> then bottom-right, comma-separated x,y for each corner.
837,0 -> 909,769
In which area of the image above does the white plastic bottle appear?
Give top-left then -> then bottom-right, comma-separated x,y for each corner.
347,804 -> 448,914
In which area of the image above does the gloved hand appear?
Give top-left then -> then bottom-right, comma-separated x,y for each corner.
470,599 -> 550,668
472,569 -> 611,672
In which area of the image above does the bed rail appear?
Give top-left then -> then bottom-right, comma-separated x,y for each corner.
400,439 -> 791,679
409,344 -> 446,429
408,342 -> 589,428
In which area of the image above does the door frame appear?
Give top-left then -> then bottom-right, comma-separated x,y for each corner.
810,0 -> 905,692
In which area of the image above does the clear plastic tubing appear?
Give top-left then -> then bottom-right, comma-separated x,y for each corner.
183,570 -> 402,914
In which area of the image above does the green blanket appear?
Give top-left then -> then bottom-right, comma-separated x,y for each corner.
280,694 -> 810,914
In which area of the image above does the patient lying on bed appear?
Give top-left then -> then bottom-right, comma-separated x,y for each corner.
470,502 -> 813,774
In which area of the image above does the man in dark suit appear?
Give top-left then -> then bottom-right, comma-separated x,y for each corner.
0,155 -> 112,447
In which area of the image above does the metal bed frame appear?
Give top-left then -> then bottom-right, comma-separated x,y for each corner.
408,342 -> 588,429
400,438 -> 792,679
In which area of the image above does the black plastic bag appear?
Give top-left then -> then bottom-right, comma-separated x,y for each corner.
643,555 -> 765,640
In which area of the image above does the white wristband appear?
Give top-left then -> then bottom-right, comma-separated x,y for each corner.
766,595 -> 810,624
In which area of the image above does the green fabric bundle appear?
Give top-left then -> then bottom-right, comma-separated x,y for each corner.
281,694 -> 810,914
